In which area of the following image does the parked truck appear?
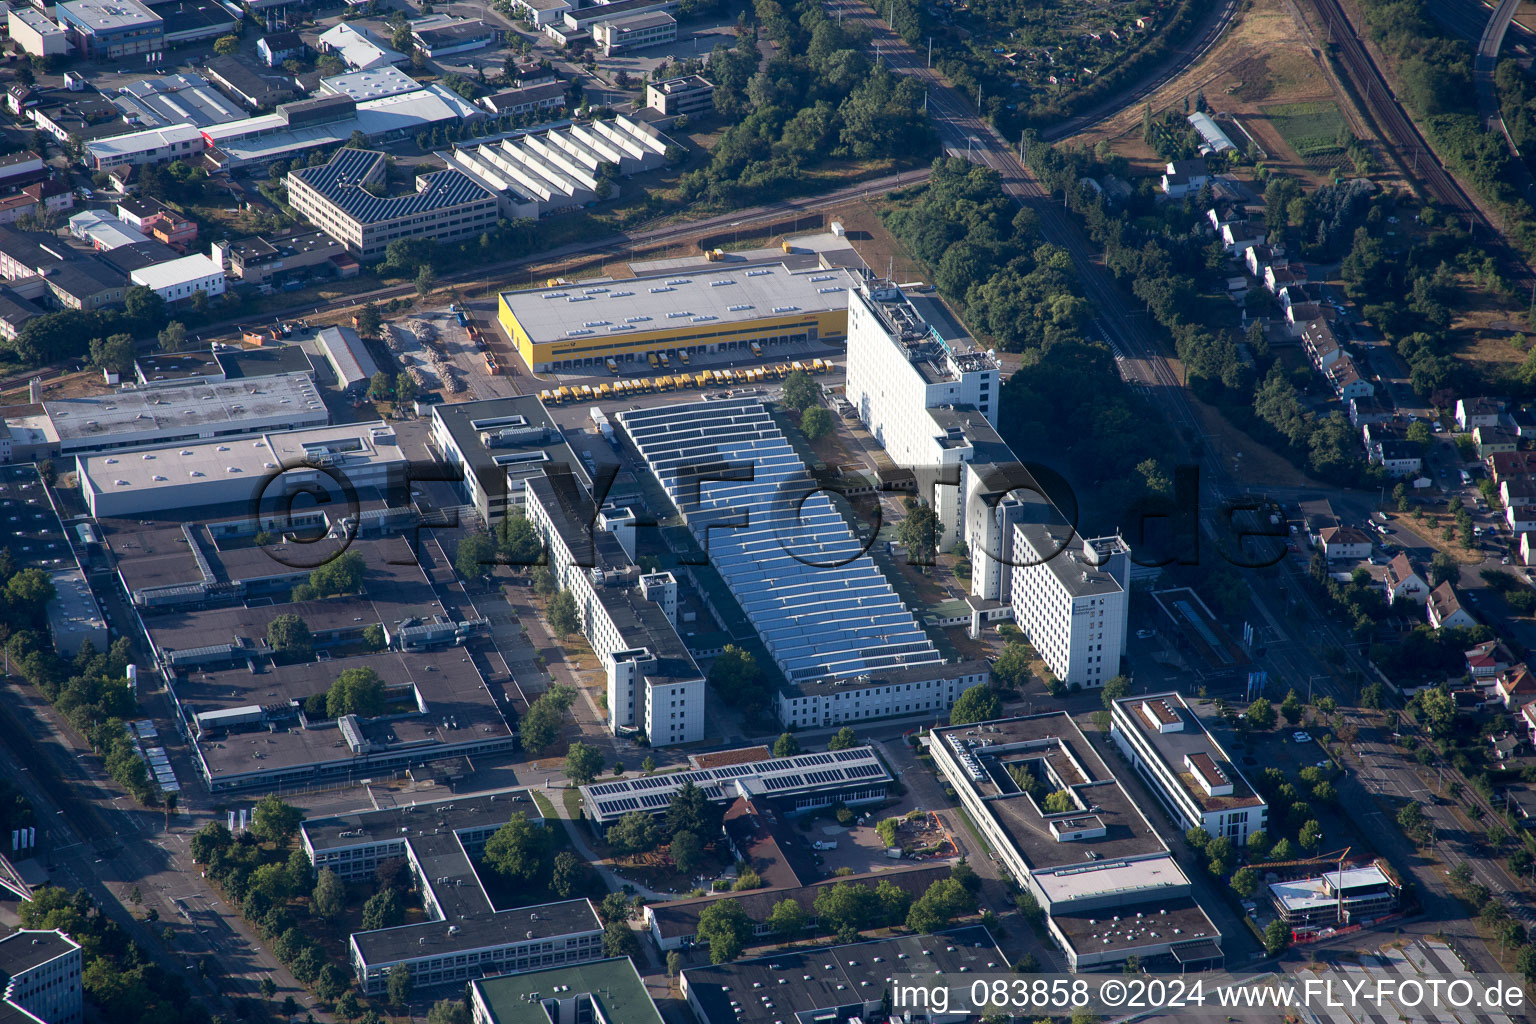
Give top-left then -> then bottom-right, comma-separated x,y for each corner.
606,357 -> 619,374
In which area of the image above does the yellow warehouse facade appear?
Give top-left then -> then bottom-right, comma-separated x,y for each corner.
498,262 -> 859,373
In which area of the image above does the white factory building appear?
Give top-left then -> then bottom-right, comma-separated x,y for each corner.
1110,691 -> 1268,844
525,470 -> 706,746
842,279 -> 1130,686
80,421 -> 405,517
130,252 -> 225,302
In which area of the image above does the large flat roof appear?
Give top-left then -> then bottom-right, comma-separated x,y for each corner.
1049,897 -> 1220,955
682,927 -> 1002,1024
130,253 -> 222,290
620,397 -> 942,684
46,374 -> 322,443
1015,520 -> 1124,600
501,263 -> 859,347
85,123 -> 203,160
431,395 -> 587,502
1113,691 -> 1265,813
303,789 -> 545,854
113,72 -> 244,128
0,930 -> 79,976
931,713 -> 1172,874
80,420 -> 397,498
472,958 -> 661,1024
0,464 -> 73,572
57,0 -> 161,31
290,148 -> 493,226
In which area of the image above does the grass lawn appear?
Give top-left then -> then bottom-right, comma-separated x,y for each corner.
562,786 -> 582,820
531,790 -> 557,818
1261,101 -> 1349,163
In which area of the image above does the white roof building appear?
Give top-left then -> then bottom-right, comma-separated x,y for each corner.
130,252 -> 225,302
69,210 -> 149,250
318,23 -> 405,69
84,123 -> 205,170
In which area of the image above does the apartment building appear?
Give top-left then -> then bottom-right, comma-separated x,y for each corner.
287,147 -> 498,260
1110,691 -> 1267,844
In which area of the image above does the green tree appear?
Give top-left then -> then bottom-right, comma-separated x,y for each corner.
387,965 -> 412,1006
1100,675 -> 1130,710
326,667 -> 386,718
906,877 -> 975,933
666,951 -> 683,977
360,889 -> 403,930
547,588 -> 580,638
213,34 -> 239,55
1431,551 -> 1460,585
670,829 -> 704,875
363,623 -> 386,651
666,780 -> 714,837
252,794 -> 302,847
1280,689 -> 1303,725
519,684 -> 575,753
949,685 -> 1001,725
565,740 -> 602,784
603,919 -> 640,958
368,371 -> 393,401
897,500 -> 944,566
311,868 -> 345,921
89,333 -> 135,376
266,613 -> 313,659
1043,790 -> 1073,813
828,727 -> 857,750
781,369 -> 820,411
607,810 -> 660,857
1244,697 -> 1276,730
767,897 -> 806,937
355,303 -> 383,338
395,372 -> 418,405
497,514 -> 544,566
697,898 -> 752,963
1264,918 -> 1289,956
876,817 -> 900,848
551,851 -> 586,898
427,1000 -> 471,1024
484,813 -> 547,881
157,320 -> 188,351
299,549 -> 365,599
1230,865 -> 1259,899
1269,837 -> 1296,861
415,264 -> 437,297
773,732 -> 801,757
800,405 -> 832,441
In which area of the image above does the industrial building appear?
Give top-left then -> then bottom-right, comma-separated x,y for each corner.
317,23 -> 405,70
55,0 -> 162,59
0,930 -> 83,1024
409,15 -> 497,56
130,252 -> 225,302
526,470 -> 706,746
313,325 -> 379,394
84,123 -> 205,171
618,397 -> 988,726
500,263 -> 855,374
299,793 -> 604,995
580,744 -> 891,828
469,958 -> 663,1024
213,230 -> 351,287
428,395 -> 588,523
79,420 -> 404,518
202,86 -> 481,169
46,567 -> 108,658
1,373 -> 325,464
681,928 -> 1003,1024
1109,691 -> 1268,844
0,463 -> 106,665
7,8 -> 70,58
645,74 -> 713,117
124,520 -> 515,792
843,276 -> 1135,680
931,713 -> 1223,972
443,115 -> 673,225
287,147 -> 499,261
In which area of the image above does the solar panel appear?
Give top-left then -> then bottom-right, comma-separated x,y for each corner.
843,763 -> 883,779
832,749 -> 867,762
639,793 -> 670,808
804,753 -> 835,766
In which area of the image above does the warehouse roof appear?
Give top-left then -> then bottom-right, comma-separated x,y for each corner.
290,147 -> 493,225
45,373 -> 322,442
501,263 -> 859,346
85,123 -> 203,162
319,65 -> 419,102
618,396 -> 941,683
0,464 -> 71,571
112,74 -> 243,127
56,0 -> 161,32
314,325 -> 379,387
130,252 -> 222,291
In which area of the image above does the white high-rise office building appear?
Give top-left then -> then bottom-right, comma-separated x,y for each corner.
1009,526 -> 1129,688
0,930 -> 82,1024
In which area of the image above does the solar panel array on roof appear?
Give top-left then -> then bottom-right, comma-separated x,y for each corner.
616,397 -> 943,684
290,147 -> 493,226
581,745 -> 889,823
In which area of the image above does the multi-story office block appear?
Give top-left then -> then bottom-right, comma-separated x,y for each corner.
526,470 -> 705,746
1110,691 -> 1267,844
1009,525 -> 1129,688
0,930 -> 82,1024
